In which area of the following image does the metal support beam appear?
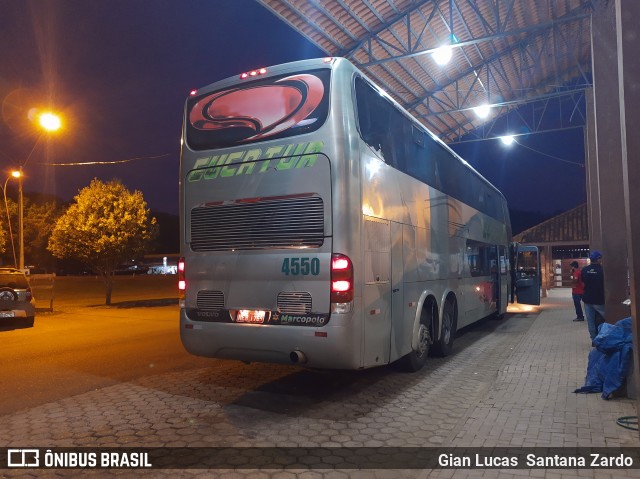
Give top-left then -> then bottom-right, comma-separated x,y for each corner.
590,0 -> 629,324
360,14 -> 589,69
447,85 -> 589,144
585,88 -> 600,249
616,0 -> 640,409
541,246 -> 551,298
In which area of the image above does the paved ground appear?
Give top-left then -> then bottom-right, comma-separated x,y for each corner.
1,289 -> 638,478
427,289 -> 640,478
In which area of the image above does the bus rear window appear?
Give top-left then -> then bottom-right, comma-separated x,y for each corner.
186,69 -> 331,151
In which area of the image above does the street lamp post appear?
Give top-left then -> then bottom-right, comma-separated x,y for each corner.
11,111 -> 62,272
1,173 -> 20,268
17,168 -> 23,271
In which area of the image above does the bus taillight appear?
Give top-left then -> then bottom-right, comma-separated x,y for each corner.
331,253 -> 353,312
178,258 -> 186,302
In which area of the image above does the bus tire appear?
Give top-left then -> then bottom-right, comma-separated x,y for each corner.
432,295 -> 457,357
397,300 -> 434,372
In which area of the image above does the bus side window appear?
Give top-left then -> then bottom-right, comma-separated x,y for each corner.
355,78 -> 383,154
356,78 -> 441,190
355,78 -> 404,167
467,240 -> 492,277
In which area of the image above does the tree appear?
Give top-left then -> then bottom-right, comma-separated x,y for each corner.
24,200 -> 63,269
0,219 -> 6,258
0,196 -> 64,271
48,178 -> 157,305
0,200 -> 16,266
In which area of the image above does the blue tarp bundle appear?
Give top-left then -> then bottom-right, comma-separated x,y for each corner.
574,317 -> 633,399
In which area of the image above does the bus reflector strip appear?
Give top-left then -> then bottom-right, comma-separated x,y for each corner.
370,309 -> 381,315
408,302 -> 417,307
315,331 -> 327,337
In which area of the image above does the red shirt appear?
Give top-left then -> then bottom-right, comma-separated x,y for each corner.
571,268 -> 584,295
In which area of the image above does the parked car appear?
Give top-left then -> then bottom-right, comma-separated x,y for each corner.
0,267 -> 36,327
114,264 -> 149,275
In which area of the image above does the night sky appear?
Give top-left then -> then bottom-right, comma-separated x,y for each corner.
0,0 -> 586,220
454,127 -> 586,216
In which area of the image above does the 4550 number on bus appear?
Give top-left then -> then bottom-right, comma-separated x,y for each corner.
281,257 -> 320,276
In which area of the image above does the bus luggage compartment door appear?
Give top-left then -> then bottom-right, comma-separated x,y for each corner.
362,217 -> 393,367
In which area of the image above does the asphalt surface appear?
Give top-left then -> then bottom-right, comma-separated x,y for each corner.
0,304 -> 209,415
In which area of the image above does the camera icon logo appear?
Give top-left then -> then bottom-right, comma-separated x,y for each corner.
7,449 -> 40,467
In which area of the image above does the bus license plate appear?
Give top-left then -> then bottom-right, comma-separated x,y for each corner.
235,310 -> 268,324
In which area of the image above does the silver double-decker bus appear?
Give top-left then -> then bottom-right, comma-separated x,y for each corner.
179,57 -> 540,371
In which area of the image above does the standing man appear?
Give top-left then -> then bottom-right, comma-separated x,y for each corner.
570,261 -> 585,322
582,251 -> 605,341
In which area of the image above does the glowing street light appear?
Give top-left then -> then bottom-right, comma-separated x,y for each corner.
500,135 -> 515,146
431,44 -> 453,65
38,112 -> 62,132
13,109 -> 63,271
473,104 -> 491,119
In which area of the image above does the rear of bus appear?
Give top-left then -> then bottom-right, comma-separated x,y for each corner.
179,58 -> 362,369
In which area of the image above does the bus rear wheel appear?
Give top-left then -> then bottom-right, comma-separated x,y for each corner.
432,296 -> 457,357
398,300 -> 434,372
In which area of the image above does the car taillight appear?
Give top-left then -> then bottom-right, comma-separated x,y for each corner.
331,253 -> 353,304
178,258 -> 185,301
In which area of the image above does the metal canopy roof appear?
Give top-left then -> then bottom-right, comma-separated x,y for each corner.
257,0 -> 593,143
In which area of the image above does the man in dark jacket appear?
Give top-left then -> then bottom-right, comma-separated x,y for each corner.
582,250 -> 605,341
